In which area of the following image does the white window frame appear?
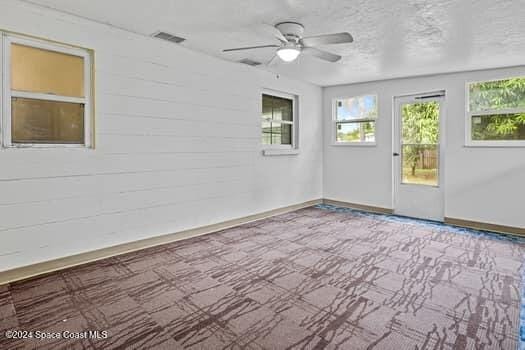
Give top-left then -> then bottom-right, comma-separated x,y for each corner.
332,94 -> 378,146
1,32 -> 93,149
261,89 -> 299,155
465,77 -> 525,147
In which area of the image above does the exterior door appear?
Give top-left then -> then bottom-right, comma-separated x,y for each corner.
393,92 -> 445,221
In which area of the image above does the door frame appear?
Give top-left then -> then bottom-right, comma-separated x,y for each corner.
392,90 -> 447,221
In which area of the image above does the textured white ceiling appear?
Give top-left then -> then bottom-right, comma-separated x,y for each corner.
24,0 -> 525,86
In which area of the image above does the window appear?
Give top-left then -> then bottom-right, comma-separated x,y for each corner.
333,94 -> 377,144
262,92 -> 297,151
1,33 -> 93,148
466,77 -> 525,146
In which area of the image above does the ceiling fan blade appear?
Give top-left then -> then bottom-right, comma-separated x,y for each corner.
302,47 -> 342,62
266,54 -> 279,66
258,23 -> 288,43
300,32 -> 353,47
223,44 -> 279,52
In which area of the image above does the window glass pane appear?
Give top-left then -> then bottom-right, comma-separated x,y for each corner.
336,122 -> 375,142
279,123 -> 292,144
402,102 -> 439,144
262,94 -> 273,121
11,97 -> 84,144
401,101 -> 439,186
336,95 -> 377,121
11,43 -> 85,98
471,113 -> 525,141
261,121 -> 291,145
262,120 -> 272,145
402,144 -> 438,186
271,96 -> 293,121
262,94 -> 293,121
469,77 -> 525,112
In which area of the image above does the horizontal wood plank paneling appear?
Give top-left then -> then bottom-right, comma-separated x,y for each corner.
0,178 -> 252,230
0,199 -> 323,285
0,0 -> 323,272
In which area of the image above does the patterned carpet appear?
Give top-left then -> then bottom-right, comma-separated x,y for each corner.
0,205 -> 524,350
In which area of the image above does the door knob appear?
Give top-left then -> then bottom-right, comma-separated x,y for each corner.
393,152 -> 400,156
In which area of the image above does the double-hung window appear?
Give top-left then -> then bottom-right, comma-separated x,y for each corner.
1,33 -> 93,148
261,91 -> 297,151
466,77 -> 525,146
333,94 -> 377,144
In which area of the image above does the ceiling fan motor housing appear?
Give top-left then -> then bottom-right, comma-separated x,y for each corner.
275,22 -> 305,43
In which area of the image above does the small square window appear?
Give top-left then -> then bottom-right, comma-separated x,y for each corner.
261,92 -> 297,151
333,94 -> 378,144
1,34 -> 93,148
466,77 -> 525,146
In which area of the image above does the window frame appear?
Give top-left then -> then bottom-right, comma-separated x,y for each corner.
261,89 -> 298,153
1,32 -> 93,149
332,94 -> 378,146
465,76 -> 525,147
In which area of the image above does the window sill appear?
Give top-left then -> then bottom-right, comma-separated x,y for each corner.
262,149 -> 300,156
331,142 -> 377,147
2,144 -> 93,150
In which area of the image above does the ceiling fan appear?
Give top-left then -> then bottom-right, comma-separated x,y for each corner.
222,22 -> 353,64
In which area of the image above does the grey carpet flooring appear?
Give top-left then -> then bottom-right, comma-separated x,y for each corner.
0,206 -> 523,349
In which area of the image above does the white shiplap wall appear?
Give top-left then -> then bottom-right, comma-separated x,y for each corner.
0,0 -> 323,272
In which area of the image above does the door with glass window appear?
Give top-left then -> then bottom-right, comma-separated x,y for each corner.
393,92 -> 445,221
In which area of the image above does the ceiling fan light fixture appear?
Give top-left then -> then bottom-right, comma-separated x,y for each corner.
222,22 -> 352,64
277,47 -> 301,62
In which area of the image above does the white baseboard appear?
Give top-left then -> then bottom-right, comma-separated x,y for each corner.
3,198 -> 521,285
0,199 -> 322,285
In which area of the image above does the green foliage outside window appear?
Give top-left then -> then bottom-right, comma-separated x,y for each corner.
402,101 -> 439,177
336,121 -> 375,142
469,77 -> 525,140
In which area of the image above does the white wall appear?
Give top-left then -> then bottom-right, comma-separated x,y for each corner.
0,0 -> 323,272
323,66 -> 525,228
